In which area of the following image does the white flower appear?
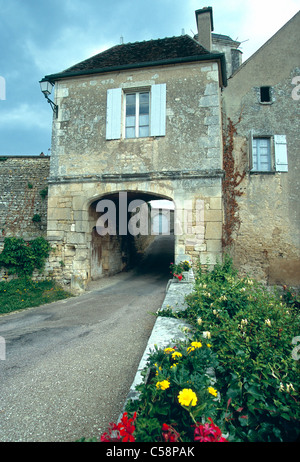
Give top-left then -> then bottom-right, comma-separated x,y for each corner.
265,319 -> 271,326
287,383 -> 295,393
203,331 -> 211,339
197,317 -> 203,325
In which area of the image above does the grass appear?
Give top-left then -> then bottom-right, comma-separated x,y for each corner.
0,277 -> 73,314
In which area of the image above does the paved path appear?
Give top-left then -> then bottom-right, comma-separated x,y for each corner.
0,237 -> 173,442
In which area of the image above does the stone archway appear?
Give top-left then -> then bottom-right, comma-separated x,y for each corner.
87,190 -> 175,280
47,173 -> 223,292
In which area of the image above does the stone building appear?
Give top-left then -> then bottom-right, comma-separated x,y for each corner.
2,6 -> 298,291
222,10 -> 300,286
41,7 -> 228,291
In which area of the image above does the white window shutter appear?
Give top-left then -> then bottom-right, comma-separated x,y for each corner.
106,88 -> 122,140
274,135 -> 288,172
249,130 -> 254,171
150,84 -> 166,137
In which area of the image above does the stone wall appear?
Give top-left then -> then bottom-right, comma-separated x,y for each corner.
222,12 -> 300,286
0,156 -> 50,239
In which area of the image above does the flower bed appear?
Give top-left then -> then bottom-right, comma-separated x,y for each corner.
90,257 -> 300,443
170,260 -> 191,281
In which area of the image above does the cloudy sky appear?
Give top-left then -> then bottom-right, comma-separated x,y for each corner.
0,0 -> 299,156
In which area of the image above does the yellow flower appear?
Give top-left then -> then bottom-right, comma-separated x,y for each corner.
171,351 -> 182,359
208,386 -> 218,397
164,347 -> 175,354
187,341 -> 202,353
178,388 -> 198,407
170,363 -> 178,369
154,363 -> 162,375
156,380 -> 170,390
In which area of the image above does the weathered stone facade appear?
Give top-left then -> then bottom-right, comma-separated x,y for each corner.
41,22 -> 227,292
222,11 -> 300,285
0,156 -> 49,239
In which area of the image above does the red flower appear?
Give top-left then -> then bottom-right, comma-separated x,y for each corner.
118,412 -> 137,442
100,412 -> 136,442
194,418 -> 227,442
100,432 -> 111,442
162,423 -> 180,442
173,273 -> 183,281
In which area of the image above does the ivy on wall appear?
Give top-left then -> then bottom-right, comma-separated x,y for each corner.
222,116 -> 246,248
0,237 -> 52,277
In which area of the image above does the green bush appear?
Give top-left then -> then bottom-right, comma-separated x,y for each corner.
125,257 -> 300,442
127,338 -> 219,442
0,236 -> 51,277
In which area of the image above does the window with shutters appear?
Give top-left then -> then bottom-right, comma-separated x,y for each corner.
250,134 -> 288,173
106,83 -> 166,140
125,91 -> 150,138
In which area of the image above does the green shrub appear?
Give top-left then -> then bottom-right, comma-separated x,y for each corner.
127,338 -> 219,442
32,214 -> 41,223
178,257 -> 299,442
39,187 -> 48,199
125,256 -> 300,442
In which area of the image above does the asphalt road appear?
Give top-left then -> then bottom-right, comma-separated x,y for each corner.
0,236 -> 174,442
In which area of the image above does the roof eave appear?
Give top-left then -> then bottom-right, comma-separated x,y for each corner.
41,52 -> 227,87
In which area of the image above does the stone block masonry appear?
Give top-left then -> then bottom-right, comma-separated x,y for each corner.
0,156 -> 50,238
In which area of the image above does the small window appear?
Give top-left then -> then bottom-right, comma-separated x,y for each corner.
260,86 -> 271,103
252,137 -> 271,171
249,133 -> 288,173
125,92 -> 150,138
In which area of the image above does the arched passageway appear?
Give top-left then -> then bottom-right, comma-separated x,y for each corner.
88,191 -> 175,280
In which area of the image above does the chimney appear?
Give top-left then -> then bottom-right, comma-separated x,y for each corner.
195,7 -> 214,52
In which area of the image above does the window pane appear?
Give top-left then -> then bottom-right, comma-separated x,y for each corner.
126,94 -> 136,116
126,127 -> 135,138
253,138 -> 271,171
139,103 -> 149,115
126,116 -> 135,127
139,125 -> 149,137
252,140 -> 258,170
140,92 -> 149,104
126,94 -> 136,105
139,92 -> 149,115
139,114 -> 149,126
258,138 -> 271,170
125,91 -> 150,139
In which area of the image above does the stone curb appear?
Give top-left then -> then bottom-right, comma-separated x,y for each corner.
120,276 -> 195,417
